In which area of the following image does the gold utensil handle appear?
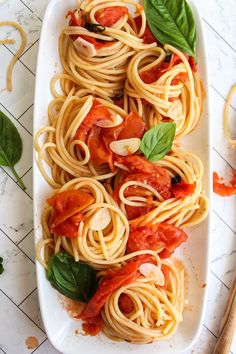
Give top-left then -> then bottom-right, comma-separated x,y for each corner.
213,276 -> 236,354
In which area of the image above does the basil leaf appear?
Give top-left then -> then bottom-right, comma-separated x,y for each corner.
0,111 -> 26,190
0,256 -> 4,275
144,0 -> 196,59
140,122 -> 176,161
47,252 -> 98,302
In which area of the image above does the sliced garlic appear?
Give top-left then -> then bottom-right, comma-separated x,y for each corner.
109,138 -> 141,156
167,99 -> 183,121
89,208 -> 111,231
139,263 -> 165,286
74,37 -> 97,57
96,114 -> 123,128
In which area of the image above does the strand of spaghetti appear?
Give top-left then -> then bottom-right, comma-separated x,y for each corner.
0,21 -> 26,91
223,84 -> 236,148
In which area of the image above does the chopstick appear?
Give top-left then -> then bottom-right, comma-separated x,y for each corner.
213,273 -> 236,354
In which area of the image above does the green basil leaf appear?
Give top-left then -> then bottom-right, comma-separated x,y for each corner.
47,252 -> 98,303
144,0 -> 196,59
140,122 -> 176,161
0,264 -> 4,275
0,111 -> 26,190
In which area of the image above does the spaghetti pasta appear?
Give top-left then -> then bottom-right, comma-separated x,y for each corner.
125,44 -> 202,138
0,21 -> 26,91
102,260 -> 184,343
34,0 -> 209,345
115,152 -> 208,228
224,83 -> 236,148
39,177 -> 130,269
59,0 -> 156,98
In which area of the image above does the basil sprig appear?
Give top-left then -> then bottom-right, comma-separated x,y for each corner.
47,253 -> 98,302
0,111 -> 26,190
144,0 -> 196,59
140,122 -> 176,161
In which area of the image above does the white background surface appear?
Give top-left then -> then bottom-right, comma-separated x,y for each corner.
0,0 -> 235,353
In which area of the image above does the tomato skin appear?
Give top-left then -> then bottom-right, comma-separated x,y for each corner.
95,6 -> 128,27
127,223 -> 188,259
75,99 -> 112,143
87,126 -> 113,168
82,316 -> 103,336
48,190 -> 94,238
213,171 -> 236,196
140,53 -> 191,85
114,171 -> 172,205
118,294 -> 134,314
80,261 -> 141,319
134,15 -> 158,44
172,182 -> 196,198
189,56 -> 197,72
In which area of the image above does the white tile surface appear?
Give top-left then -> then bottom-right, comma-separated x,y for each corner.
0,0 -> 236,353
0,0 -> 41,54
19,289 -> 44,331
0,46 -> 35,118
0,170 -> 33,243
0,291 -> 46,354
0,230 -> 36,304
18,229 -> 35,262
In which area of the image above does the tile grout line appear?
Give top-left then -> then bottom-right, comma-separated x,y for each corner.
18,0 -> 43,22
0,347 -> 7,354
0,227 -> 35,265
20,166 -> 33,180
0,289 -> 46,335
3,43 -> 35,77
18,286 -> 37,307
18,103 -> 34,121
0,166 -> 33,200
17,227 -> 34,246
0,102 -> 33,136
213,210 -> 236,236
31,338 -> 48,354
211,84 -> 236,112
203,323 -> 217,339
19,38 -> 39,60
212,147 -> 236,170
210,269 -> 230,290
202,17 -> 236,55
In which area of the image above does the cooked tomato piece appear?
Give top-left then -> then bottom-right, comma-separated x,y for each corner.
75,99 -> 112,143
127,223 -> 188,259
114,171 -> 172,206
189,56 -> 197,72
118,294 -> 134,314
82,316 -> 103,336
134,15 -> 158,44
171,72 -> 188,85
140,53 -> 190,84
80,261 -> 141,319
115,96 -> 124,109
95,6 -> 128,27
125,195 -> 153,220
114,155 -> 166,175
172,182 -> 196,198
213,171 -> 236,196
87,126 -> 113,168
160,264 -> 170,289
53,213 -> 83,238
48,190 -> 94,237
102,112 -> 145,149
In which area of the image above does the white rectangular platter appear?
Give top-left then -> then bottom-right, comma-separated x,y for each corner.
33,0 -> 211,353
